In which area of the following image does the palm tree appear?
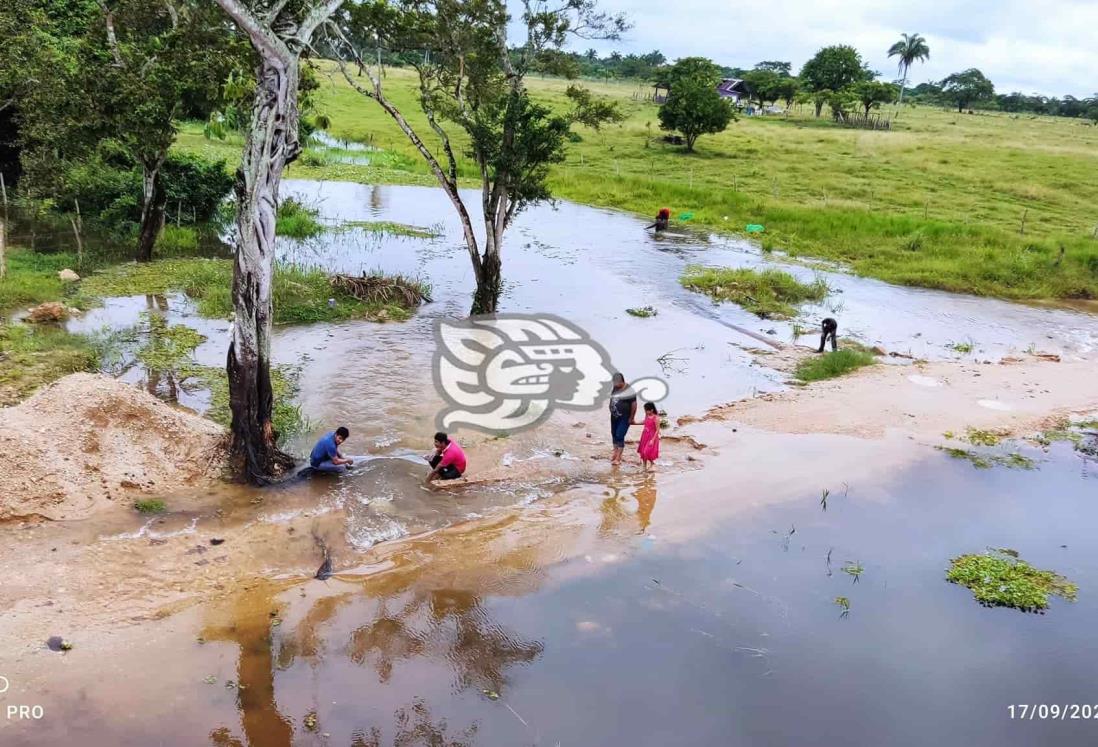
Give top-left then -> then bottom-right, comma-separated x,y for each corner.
888,33 -> 930,106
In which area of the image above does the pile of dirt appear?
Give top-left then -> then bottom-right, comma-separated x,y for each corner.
0,373 -> 228,522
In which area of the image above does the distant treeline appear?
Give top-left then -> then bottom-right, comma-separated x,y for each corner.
905,82 -> 1098,118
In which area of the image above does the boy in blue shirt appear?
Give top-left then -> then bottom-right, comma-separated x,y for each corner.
310,427 -> 353,473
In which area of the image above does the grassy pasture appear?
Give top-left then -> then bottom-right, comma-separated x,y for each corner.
177,63 -> 1098,301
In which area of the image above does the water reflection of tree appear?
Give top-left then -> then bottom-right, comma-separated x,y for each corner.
201,528 -> 553,745
348,587 -> 543,693
202,582 -> 296,747
350,698 -> 477,747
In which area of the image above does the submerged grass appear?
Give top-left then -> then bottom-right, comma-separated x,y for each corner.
192,363 -> 309,443
937,445 -> 1036,470
679,266 -> 827,318
83,259 -> 424,324
794,348 -> 876,382
0,323 -> 101,406
339,220 -> 440,239
947,550 -> 1077,611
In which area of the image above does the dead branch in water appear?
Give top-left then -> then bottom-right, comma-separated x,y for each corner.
330,272 -> 432,307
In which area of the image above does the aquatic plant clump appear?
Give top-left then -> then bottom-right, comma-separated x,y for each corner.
275,198 -> 326,239
83,259 -> 425,324
339,220 -> 440,239
936,446 -> 1036,470
794,349 -> 876,382
679,266 -> 827,319
947,550 -> 1077,611
626,306 -> 658,318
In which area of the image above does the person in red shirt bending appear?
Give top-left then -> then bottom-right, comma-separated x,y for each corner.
425,431 -> 467,483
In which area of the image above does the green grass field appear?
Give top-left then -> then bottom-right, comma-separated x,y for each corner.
177,62 -> 1098,301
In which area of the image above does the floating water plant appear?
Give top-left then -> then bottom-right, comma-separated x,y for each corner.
964,427 -> 1006,447
947,550 -> 1077,611
937,446 -> 1036,470
626,306 -> 658,318
834,596 -> 850,618
842,561 -> 864,583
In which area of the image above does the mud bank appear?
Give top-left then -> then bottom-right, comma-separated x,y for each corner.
699,354 -> 1098,440
0,374 -> 227,522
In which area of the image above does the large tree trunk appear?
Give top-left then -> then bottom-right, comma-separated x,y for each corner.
897,70 -> 907,107
471,248 -> 502,315
814,100 -> 824,118
226,55 -> 300,483
135,160 -> 167,262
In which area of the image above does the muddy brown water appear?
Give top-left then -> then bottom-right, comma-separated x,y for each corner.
4,435 -> 1097,746
8,179 -> 1098,745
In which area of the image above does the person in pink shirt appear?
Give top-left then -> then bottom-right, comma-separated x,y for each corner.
425,431 -> 467,482
636,402 -> 661,471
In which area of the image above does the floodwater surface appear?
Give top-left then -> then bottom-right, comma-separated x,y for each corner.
11,178 -> 1098,746
6,435 -> 1097,746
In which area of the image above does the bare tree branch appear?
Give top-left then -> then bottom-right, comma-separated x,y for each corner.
97,1 -> 125,68
328,33 -> 482,272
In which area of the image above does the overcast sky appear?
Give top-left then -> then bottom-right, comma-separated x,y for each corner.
572,0 -> 1097,98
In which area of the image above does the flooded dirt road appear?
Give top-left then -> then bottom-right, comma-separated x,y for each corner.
4,179 -> 1098,745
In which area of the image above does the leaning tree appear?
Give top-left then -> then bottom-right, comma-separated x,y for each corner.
329,0 -> 626,314
213,0 -> 344,482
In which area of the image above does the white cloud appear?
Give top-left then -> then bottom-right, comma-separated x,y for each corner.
563,0 -> 1097,97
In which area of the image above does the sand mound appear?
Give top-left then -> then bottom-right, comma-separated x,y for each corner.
0,373 -> 228,522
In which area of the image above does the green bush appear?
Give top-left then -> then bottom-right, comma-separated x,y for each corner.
276,198 -> 325,238
162,153 -> 234,223
52,153 -> 232,232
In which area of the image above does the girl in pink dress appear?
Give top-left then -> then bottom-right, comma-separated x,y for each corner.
637,402 -> 661,471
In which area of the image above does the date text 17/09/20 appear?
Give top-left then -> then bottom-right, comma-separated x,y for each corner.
1008,704 -> 1098,720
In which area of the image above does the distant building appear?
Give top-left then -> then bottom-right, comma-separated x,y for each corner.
652,77 -> 750,106
716,78 -> 750,103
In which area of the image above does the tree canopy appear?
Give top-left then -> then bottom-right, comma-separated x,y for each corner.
940,68 -> 995,112
852,80 -> 898,116
799,45 -> 872,94
657,57 -> 734,150
333,0 -> 626,313
887,32 -> 930,104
